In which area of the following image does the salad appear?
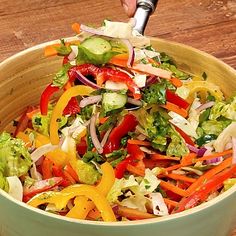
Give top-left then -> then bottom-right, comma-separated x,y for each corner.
0,20 -> 236,222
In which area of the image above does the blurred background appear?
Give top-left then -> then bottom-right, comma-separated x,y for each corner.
0,0 -> 235,68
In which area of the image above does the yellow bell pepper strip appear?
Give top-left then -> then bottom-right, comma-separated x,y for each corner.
96,162 -> 116,195
27,184 -> 116,222
66,196 -> 94,219
45,149 -> 69,167
50,85 -> 94,145
16,128 -> 50,148
183,81 -> 224,102
65,162 -> 115,219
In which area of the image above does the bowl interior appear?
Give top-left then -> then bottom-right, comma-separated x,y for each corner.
0,37 -> 236,233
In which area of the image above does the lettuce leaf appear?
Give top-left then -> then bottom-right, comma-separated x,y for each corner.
0,132 -> 32,177
32,111 -> 67,136
210,95 -> 236,120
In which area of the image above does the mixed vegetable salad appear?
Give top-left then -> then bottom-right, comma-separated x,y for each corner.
1,20 -> 236,222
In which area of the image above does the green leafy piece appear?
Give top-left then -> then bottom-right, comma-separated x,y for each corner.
196,134 -> 217,146
109,156 -> 125,167
82,151 -> 104,163
52,64 -> 71,88
80,105 -> 94,121
106,149 -> 127,159
86,135 -> 94,151
202,72 -> 208,80
210,95 -> 236,121
0,172 -> 9,192
98,115 -> 117,132
199,108 -> 211,124
32,112 -> 67,136
0,132 -> 32,177
76,160 -> 101,185
224,178 -> 236,191
159,63 -> 190,80
54,39 -> 72,56
166,129 -> 189,157
142,79 -> 173,105
200,120 -> 231,136
120,136 -> 128,147
159,52 -> 175,64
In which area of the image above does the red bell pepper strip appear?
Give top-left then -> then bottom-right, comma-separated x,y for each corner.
63,56 -> 69,65
23,177 -> 63,202
166,89 -> 189,110
63,97 -> 80,115
76,137 -> 87,155
99,67 -> 141,100
52,165 -> 71,187
68,64 -> 100,84
68,64 -> 141,99
14,106 -> 35,137
173,124 -> 195,146
115,155 -> 135,179
103,114 -> 138,154
127,143 -> 145,160
40,83 -> 60,115
173,164 -> 236,213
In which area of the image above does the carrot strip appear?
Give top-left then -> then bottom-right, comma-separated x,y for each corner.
181,153 -> 197,166
41,158 -> 53,179
195,149 -> 233,163
186,157 -> 233,195
109,58 -> 128,67
151,153 -> 180,161
164,164 -> 182,172
163,198 -> 178,207
160,180 -> 187,197
26,108 -> 40,119
170,77 -> 183,88
99,117 -> 109,124
44,44 -> 61,57
148,58 -> 159,66
161,102 -> 188,118
127,164 -> 145,176
87,207 -> 101,220
117,206 -> 156,220
71,23 -> 81,34
64,164 -> 79,182
64,81 -> 72,90
165,173 -> 196,183
127,139 -> 151,146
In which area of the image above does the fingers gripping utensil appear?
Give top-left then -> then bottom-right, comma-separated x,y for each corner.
134,0 -> 159,35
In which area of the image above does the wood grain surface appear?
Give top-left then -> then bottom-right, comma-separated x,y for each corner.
0,0 -> 235,235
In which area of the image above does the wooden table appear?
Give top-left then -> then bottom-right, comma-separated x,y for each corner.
0,0 -> 235,235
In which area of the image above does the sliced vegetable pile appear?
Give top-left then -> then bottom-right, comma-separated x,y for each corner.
1,20 -> 236,222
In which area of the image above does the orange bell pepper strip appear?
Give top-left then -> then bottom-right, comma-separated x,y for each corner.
50,85 -> 94,145
161,102 -> 188,118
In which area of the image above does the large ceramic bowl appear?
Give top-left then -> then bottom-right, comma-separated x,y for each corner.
0,37 -> 236,236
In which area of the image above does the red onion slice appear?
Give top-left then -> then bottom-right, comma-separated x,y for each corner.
90,114 -> 103,154
79,95 -> 102,108
146,75 -> 159,86
127,97 -> 142,106
76,71 -> 101,89
121,39 -> 135,67
196,101 -> 215,112
101,127 -> 113,147
186,144 -> 207,157
232,137 -> 236,164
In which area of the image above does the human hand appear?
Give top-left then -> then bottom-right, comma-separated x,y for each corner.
120,0 -> 137,17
